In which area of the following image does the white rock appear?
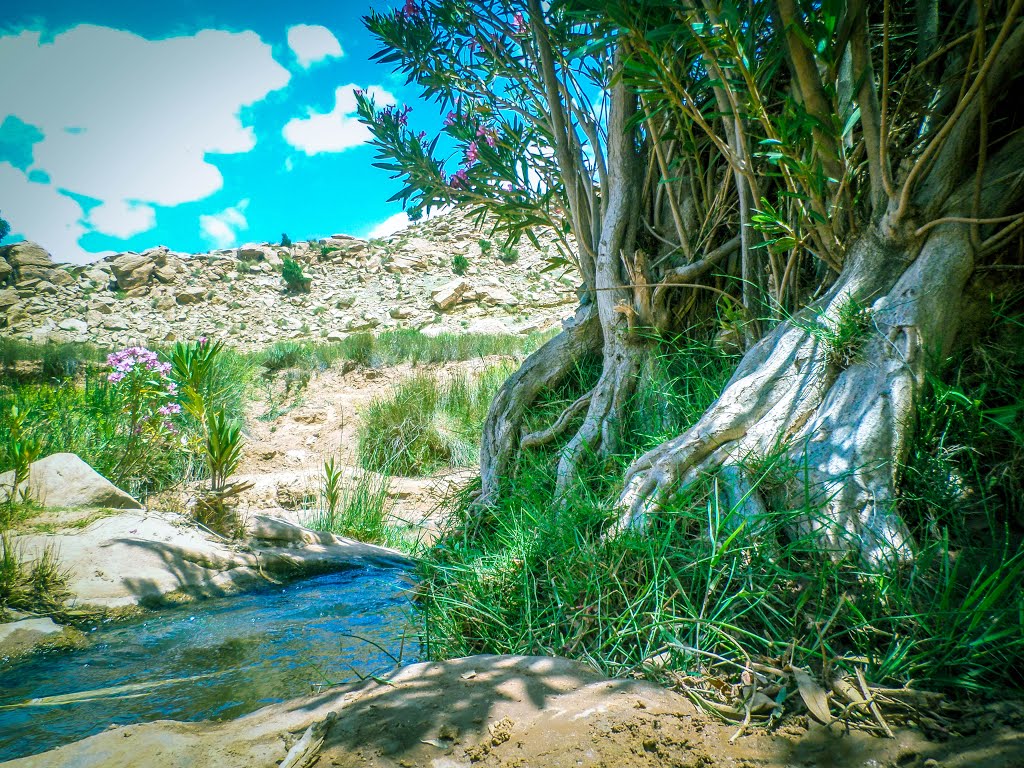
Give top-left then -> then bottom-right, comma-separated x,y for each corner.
0,453 -> 143,510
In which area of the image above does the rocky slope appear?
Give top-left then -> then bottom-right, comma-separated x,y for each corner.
0,211 -> 579,348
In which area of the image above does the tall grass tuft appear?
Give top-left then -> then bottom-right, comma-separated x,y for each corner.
358,363 -> 515,476
305,461 -> 402,549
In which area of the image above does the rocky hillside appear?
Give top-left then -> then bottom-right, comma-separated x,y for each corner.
0,211 -> 580,348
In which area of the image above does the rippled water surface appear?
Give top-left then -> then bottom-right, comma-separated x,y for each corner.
0,567 -> 419,762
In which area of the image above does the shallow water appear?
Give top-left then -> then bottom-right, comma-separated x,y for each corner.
0,567 -> 420,762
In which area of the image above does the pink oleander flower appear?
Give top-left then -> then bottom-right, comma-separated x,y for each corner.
158,403 -> 182,416
164,421 -> 178,434
197,336 -> 208,345
464,141 -> 480,164
402,0 -> 422,19
108,371 -> 126,384
476,125 -> 497,148
166,382 -> 178,394
450,168 -> 469,189
444,111 -> 459,127
513,12 -> 527,34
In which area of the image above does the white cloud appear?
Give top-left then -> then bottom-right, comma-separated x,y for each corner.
283,84 -> 395,155
89,199 -> 156,239
287,25 -> 343,68
0,25 -> 290,258
364,204 -> 452,240
0,162 -> 99,264
199,200 -> 249,249
366,212 -> 411,240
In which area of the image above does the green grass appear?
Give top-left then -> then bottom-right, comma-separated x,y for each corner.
255,329 -> 553,373
358,362 -> 517,477
415,321 -> 1024,696
305,468 -> 404,548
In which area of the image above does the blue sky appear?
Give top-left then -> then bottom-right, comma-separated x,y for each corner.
0,1 -> 443,264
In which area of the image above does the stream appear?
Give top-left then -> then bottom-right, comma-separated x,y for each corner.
0,566 -> 419,762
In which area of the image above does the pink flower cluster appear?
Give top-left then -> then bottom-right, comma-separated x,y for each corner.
476,125 -> 498,148
513,12 -> 528,34
402,0 -> 422,20
106,347 -> 172,384
377,104 -> 413,128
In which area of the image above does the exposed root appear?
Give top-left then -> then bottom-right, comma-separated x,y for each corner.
479,304 -> 600,506
614,224 -> 975,568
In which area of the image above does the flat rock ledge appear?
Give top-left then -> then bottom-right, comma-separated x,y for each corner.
13,510 -> 410,612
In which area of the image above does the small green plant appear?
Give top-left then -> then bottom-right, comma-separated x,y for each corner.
497,244 -> 519,264
2,406 -> 41,523
478,238 -> 492,254
308,465 -> 396,546
357,363 -> 514,476
321,456 -> 344,529
809,296 -> 872,369
281,257 -> 311,293
452,254 -> 469,275
0,534 -> 70,619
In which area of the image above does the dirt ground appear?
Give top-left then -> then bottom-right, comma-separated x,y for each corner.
229,359 -> 493,544
8,655 -> 1024,768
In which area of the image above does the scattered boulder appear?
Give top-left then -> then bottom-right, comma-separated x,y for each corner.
57,318 -> 88,334
432,278 -> 473,310
0,288 -> 19,309
0,259 -> 11,281
0,241 -> 54,270
0,452 -> 143,510
103,314 -> 131,330
109,253 -> 155,290
175,286 -> 208,305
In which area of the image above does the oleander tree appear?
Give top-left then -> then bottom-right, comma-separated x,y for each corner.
359,0 -> 1024,568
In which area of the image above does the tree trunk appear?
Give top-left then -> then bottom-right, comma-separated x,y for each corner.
615,222 -> 967,566
615,127 -> 1024,566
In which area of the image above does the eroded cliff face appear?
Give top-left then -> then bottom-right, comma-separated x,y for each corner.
0,210 -> 580,349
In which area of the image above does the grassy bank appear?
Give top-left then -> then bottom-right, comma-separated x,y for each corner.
412,306 -> 1024,696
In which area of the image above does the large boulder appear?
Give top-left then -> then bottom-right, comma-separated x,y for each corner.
109,252 -> 155,290
0,259 -> 12,282
0,453 -> 143,510
0,241 -> 54,270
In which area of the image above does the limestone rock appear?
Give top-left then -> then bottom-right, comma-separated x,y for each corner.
176,286 -> 208,305
0,259 -> 11,281
110,252 -> 155,289
0,288 -> 19,308
0,452 -> 143,510
0,241 -> 54,270
103,314 -> 130,330
58,318 -> 88,333
431,278 -> 472,310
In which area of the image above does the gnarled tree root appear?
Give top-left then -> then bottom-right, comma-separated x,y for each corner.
615,223 -> 973,568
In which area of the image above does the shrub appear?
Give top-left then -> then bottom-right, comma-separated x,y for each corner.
452,254 -> 469,275
281,257 -> 310,293
497,245 -> 519,264
103,346 -> 182,490
281,232 -> 292,247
